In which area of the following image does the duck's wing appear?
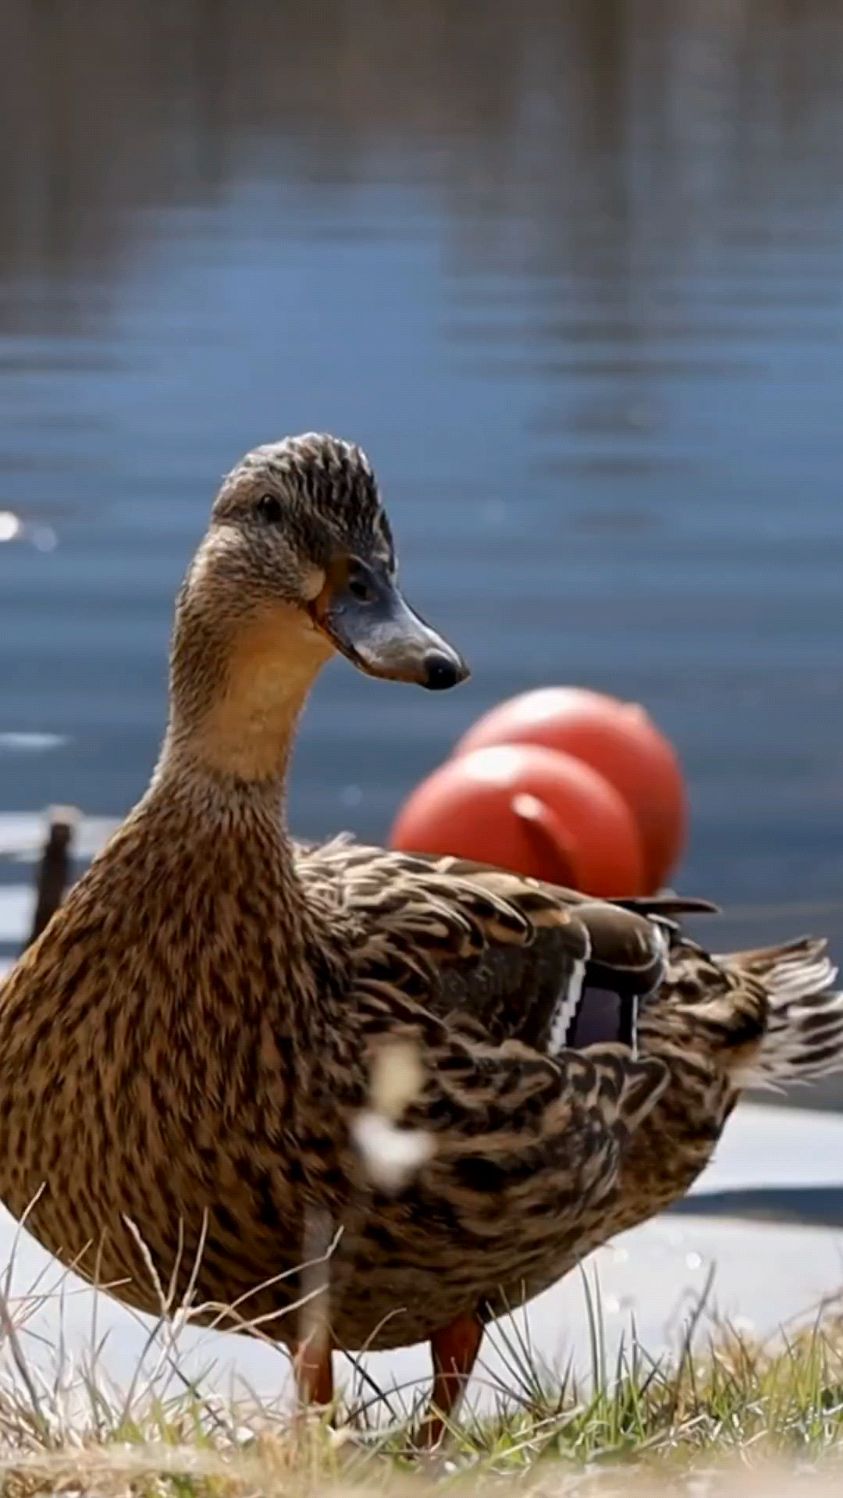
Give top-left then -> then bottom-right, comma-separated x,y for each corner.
297,839 -> 710,1056
298,840 -> 681,1283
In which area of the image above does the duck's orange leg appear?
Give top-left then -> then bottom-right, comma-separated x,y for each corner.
417,1313 -> 483,1447
294,1334 -> 334,1408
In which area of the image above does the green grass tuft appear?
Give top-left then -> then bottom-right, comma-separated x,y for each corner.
1,1254 -> 843,1495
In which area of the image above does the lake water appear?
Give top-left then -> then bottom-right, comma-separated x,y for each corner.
2,0 -> 843,945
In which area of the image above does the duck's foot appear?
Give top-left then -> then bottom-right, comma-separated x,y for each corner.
415,1312 -> 483,1449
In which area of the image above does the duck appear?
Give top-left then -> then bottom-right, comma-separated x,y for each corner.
0,432 -> 840,1447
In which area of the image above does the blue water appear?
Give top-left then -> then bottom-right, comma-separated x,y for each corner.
1,0 -> 843,936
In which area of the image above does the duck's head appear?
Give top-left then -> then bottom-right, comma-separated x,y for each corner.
168,434 -> 468,780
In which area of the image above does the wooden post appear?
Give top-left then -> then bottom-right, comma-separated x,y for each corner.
27,806 -> 78,949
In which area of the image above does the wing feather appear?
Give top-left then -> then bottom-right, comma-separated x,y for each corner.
297,840 -> 690,1054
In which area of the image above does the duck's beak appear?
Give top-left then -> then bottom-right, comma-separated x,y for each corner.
310,557 -> 469,690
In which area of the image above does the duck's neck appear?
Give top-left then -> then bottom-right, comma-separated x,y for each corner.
161,594 -> 330,786
149,592 -> 334,949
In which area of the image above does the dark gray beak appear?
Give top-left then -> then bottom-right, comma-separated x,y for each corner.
311,556 -> 469,691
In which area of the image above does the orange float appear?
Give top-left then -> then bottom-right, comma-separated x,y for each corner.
455,687 -> 686,891
389,742 -> 646,897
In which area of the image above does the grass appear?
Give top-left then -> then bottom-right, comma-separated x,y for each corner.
2,1255 -> 843,1497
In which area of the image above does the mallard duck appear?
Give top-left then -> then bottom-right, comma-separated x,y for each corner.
0,433 -> 840,1446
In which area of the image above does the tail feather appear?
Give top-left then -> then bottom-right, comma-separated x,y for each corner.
718,937 -> 843,1090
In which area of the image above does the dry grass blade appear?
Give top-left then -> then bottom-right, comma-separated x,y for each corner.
0,1235 -> 839,1494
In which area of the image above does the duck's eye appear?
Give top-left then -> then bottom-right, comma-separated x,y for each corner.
256,493 -> 284,525
347,562 -> 376,604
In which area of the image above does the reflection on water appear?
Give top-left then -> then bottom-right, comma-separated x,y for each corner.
1,0 -> 843,925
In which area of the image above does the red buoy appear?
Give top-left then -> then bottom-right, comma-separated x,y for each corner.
455,687 -> 686,890
390,742 -> 646,896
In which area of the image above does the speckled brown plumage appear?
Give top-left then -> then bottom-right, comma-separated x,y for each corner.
296,847 -> 843,1349
0,432 -> 840,1443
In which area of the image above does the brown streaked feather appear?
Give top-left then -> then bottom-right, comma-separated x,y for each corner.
615,895 -> 720,917
298,841 -> 671,1056
298,838 -> 842,1344
0,802 -> 675,1358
